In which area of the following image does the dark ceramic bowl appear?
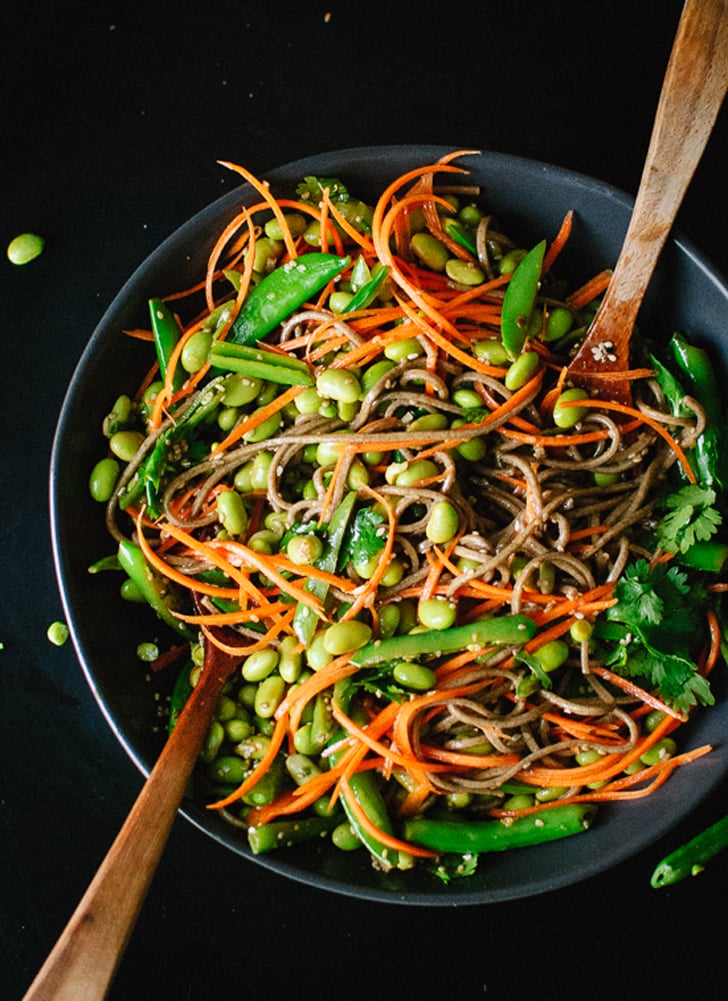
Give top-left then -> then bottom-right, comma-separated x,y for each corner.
50,146 -> 728,905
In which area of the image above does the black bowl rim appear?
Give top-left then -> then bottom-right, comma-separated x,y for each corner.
50,144 -> 728,905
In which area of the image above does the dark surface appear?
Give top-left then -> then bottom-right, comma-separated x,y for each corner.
3,1 -> 728,998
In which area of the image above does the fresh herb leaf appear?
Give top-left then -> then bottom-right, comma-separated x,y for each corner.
341,507 -> 386,567
296,175 -> 349,204
595,559 -> 713,713
656,484 -> 722,554
426,852 -> 479,884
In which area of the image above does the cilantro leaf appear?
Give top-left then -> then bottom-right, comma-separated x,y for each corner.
295,175 -> 349,204
656,485 -> 722,554
341,506 -> 386,568
598,559 -> 713,713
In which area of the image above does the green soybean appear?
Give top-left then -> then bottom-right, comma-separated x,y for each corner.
223,372 -> 262,406
109,429 -> 144,462
426,500 -> 459,544
89,457 -> 121,502
411,232 -> 449,272
254,674 -> 286,719
392,661 -> 436,691
322,620 -> 372,655
7,232 -> 44,265
242,648 -> 279,682
505,351 -> 540,391
553,387 -> 590,428
217,489 -> 248,536
316,367 -> 362,403
445,259 -> 484,286
46,621 -> 69,647
181,329 -> 212,373
286,533 -> 323,566
417,597 -> 457,630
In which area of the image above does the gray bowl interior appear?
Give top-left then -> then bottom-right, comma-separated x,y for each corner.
50,145 -> 728,904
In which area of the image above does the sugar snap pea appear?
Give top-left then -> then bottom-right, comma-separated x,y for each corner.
403,803 -> 597,853
230,252 -> 350,345
500,239 -> 546,359
351,614 -> 537,667
292,491 -> 357,644
117,539 -> 194,640
149,298 -> 184,391
209,340 -> 315,386
248,812 -> 343,854
650,812 -> 728,887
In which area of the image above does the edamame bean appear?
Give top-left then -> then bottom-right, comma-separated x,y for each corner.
285,753 -> 322,785
102,394 -> 133,436
250,451 -> 273,491
248,235 -> 283,273
534,640 -> 569,671
264,213 -> 307,241
254,674 -> 286,718
384,337 -> 424,362
294,386 -> 324,414
200,720 -> 225,762
217,489 -> 248,536
225,718 -> 253,742
316,367 -> 362,403
89,457 -> 120,502
332,821 -> 362,851
286,533 -> 323,565
243,409 -> 282,442
445,259 -> 484,286
394,458 -> 439,487
380,560 -> 404,587
407,412 -> 449,432
306,633 -> 333,672
426,500 -> 459,544
569,618 -> 593,644
393,661 -> 436,691
224,372 -> 262,406
120,577 -> 145,602
278,635 -> 303,684
411,232 -> 449,272
452,387 -> 482,409
329,290 -> 354,314
46,621 -> 69,646
217,404 -> 241,434
322,620 -> 372,655
181,329 -> 212,373
499,248 -> 527,275
361,359 -> 396,393
247,529 -> 279,554
505,351 -> 540,391
242,648 -> 279,682
208,755 -> 246,785
109,429 -> 144,462
545,306 -> 574,341
7,232 -> 44,265
417,597 -> 457,630
378,603 -> 401,638
640,738 -> 677,766
472,339 -> 509,365
553,387 -> 589,428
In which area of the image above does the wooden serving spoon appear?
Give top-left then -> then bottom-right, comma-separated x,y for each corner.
566,0 -> 728,405
22,621 -> 246,1001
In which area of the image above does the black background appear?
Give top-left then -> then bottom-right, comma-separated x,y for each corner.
3,2 -> 728,999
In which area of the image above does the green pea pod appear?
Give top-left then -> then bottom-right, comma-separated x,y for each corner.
500,239 -> 546,359
149,298 -> 184,391
442,216 -> 478,255
248,813 -> 343,854
119,377 -> 227,515
669,332 -> 727,492
677,540 -> 728,573
651,812 -> 728,887
209,340 -> 314,386
351,614 -> 537,667
117,539 -> 194,640
293,491 -> 357,644
230,252 -> 351,345
403,803 -> 597,854
343,265 -> 390,312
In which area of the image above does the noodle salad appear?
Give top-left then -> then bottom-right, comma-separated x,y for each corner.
88,152 -> 728,880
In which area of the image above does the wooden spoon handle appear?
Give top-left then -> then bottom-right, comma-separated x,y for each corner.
21,669 -> 227,1001
570,0 -> 728,382
607,0 -> 728,310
